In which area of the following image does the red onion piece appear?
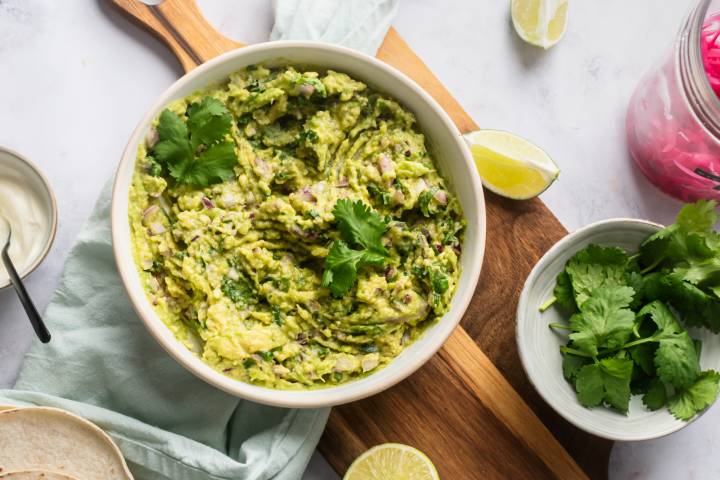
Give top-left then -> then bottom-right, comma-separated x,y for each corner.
298,84 -> 315,96
378,155 -> 394,175
145,128 -> 159,149
201,197 -> 215,209
361,356 -> 379,372
254,157 -> 271,178
433,190 -> 448,205
333,357 -> 353,372
298,187 -> 316,202
148,223 -> 166,236
290,225 -> 319,240
143,205 -> 159,218
411,178 -> 427,196
221,193 -> 237,208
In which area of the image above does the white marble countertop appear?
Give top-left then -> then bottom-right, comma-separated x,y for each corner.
0,0 -> 713,478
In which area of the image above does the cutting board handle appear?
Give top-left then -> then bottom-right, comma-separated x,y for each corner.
110,0 -> 243,72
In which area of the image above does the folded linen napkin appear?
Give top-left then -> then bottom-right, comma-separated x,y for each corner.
270,0 -> 400,54
0,1 -> 398,478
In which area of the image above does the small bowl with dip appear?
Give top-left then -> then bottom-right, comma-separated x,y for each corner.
0,146 -> 57,289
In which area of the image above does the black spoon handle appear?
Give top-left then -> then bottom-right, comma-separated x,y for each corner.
2,246 -> 51,343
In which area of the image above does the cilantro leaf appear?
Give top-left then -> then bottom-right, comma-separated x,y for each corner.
554,270 -> 577,311
321,200 -> 391,297
575,357 -> 633,413
668,370 -> 720,421
642,378 -> 668,411
170,142 -> 237,188
655,331 -> 700,389
154,110 -> 193,167
153,97 -> 237,188
221,275 -> 256,306
186,97 -> 233,149
636,301 -> 700,389
321,241 -> 367,297
630,343 -> 657,376
568,286 -> 635,356
562,353 -> 591,382
321,240 -> 385,297
673,257 -> 720,286
644,272 -> 720,332
565,244 -> 633,307
418,187 -> 439,217
640,200 -> 718,271
678,199 -> 718,232
332,199 -> 389,254
637,300 -> 681,334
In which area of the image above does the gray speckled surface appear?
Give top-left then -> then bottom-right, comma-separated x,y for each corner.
0,0 -> 713,478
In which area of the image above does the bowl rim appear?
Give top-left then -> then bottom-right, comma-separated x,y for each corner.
514,217 -> 716,442
0,145 -> 58,290
110,40 -> 486,408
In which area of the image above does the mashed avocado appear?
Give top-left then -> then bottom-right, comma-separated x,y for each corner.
129,65 -> 465,389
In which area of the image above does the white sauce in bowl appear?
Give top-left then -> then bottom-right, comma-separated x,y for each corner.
0,149 -> 56,287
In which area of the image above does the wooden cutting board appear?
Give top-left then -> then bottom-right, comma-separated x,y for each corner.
109,1 -> 613,478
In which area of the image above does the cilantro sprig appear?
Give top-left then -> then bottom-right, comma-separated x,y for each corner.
321,200 -> 389,297
152,97 -> 238,188
544,201 -> 720,420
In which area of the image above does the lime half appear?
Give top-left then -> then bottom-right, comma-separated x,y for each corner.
511,0 -> 569,49
343,443 -> 439,480
464,129 -> 559,200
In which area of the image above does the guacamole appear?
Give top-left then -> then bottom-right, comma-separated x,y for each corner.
129,65 -> 465,389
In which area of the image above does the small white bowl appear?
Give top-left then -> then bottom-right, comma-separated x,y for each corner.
0,147 -> 58,290
517,218 -> 720,441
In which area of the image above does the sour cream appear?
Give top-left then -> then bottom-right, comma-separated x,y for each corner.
0,149 -> 55,286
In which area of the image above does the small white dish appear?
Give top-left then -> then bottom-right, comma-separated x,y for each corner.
0,147 -> 57,290
517,218 -> 720,441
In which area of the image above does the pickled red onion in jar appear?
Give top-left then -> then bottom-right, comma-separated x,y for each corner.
626,11 -> 720,202
702,13 -> 720,97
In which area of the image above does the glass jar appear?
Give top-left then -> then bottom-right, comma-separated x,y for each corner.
627,0 -> 720,202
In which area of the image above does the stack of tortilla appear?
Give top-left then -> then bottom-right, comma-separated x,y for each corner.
0,406 -> 133,479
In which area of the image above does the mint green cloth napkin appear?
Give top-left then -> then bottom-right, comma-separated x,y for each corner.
0,2 -> 399,478
271,0 -> 400,54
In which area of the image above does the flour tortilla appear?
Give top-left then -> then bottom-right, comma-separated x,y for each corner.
0,470 -> 78,479
0,407 -> 133,479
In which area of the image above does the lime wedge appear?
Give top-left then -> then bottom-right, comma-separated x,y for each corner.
511,0 -> 569,49
343,443 -> 439,480
464,129 -> 559,200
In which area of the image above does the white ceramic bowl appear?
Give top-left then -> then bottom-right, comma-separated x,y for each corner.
111,42 -> 486,408
517,218 -> 720,441
0,146 -> 58,290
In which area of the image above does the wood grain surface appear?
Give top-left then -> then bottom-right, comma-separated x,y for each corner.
109,1 -> 612,478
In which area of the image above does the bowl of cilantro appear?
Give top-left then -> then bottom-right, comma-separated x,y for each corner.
517,201 -> 720,441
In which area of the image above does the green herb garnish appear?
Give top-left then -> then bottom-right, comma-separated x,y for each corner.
153,97 -> 237,187
321,200 -> 389,297
545,200 -> 720,420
